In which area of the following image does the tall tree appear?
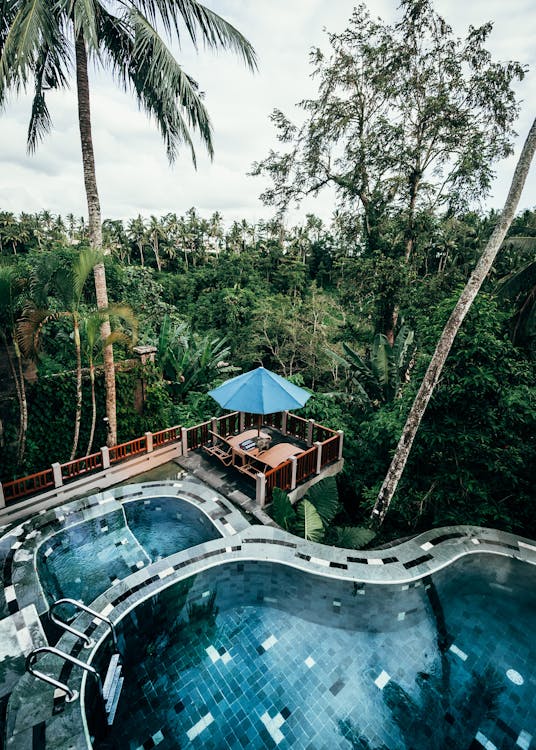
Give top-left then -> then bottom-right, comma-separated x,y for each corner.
0,0 -> 256,445
252,0 -> 525,339
371,117 -> 536,526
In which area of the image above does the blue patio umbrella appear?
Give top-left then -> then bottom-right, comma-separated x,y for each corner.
208,366 -> 311,418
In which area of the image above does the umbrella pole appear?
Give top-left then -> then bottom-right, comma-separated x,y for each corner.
258,414 -> 261,437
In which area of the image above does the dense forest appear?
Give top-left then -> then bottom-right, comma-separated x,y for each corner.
1,203 -> 535,539
0,0 -> 534,541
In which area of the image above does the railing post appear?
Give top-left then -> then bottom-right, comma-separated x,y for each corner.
256,472 -> 266,508
145,431 -> 153,453
52,462 -> 63,488
181,427 -> 188,455
306,419 -> 315,447
337,430 -> 344,460
281,411 -> 288,436
239,411 -> 245,432
290,455 -> 298,490
101,446 -> 110,470
0,483 -> 5,509
211,417 -> 218,436
314,442 -> 322,475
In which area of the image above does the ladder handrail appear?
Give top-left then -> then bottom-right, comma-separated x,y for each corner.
25,646 -> 103,703
50,598 -> 119,653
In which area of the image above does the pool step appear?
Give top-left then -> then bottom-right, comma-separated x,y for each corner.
103,653 -> 123,726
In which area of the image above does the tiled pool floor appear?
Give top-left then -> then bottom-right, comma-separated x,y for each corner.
107,557 -> 535,750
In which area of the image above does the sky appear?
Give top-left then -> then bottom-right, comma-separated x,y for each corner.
0,0 -> 534,228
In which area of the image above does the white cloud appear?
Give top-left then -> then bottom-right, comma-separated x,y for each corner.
0,0 -> 534,225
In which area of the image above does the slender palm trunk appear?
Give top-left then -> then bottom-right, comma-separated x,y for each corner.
70,317 -> 83,460
371,117 -> 536,526
75,33 -> 117,446
85,363 -> 97,457
5,339 -> 27,467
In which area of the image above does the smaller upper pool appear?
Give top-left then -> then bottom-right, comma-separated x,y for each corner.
36,496 -> 221,607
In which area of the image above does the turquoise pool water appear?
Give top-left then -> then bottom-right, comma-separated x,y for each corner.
36,497 -> 221,606
97,555 -> 536,750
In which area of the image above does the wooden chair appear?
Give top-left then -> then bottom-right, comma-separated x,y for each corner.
203,431 -> 234,466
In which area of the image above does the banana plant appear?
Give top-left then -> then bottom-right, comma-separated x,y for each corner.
496,258 -> 536,349
329,324 -> 415,408
156,314 -> 237,399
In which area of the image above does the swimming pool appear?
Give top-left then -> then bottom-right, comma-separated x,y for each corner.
93,555 -> 536,750
36,496 -> 222,606
3,479 -> 536,750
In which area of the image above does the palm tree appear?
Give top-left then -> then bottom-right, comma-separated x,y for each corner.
371,117 -> 536,526
1,0 -> 256,446
18,248 -> 103,461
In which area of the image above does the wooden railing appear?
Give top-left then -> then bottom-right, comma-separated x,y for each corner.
286,413 -> 308,441
109,436 -> 147,464
2,468 -> 55,502
1,410 -> 342,508
61,452 -> 103,481
153,426 -> 179,448
216,412 -> 240,437
295,446 -> 318,484
265,460 -> 293,494
185,421 -> 210,450
320,434 -> 340,467
313,423 -> 335,443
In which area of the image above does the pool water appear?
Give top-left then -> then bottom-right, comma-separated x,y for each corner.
102,555 -> 536,750
36,497 -> 221,606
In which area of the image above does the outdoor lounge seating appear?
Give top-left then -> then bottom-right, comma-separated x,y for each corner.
204,429 -> 270,468
235,441 -> 305,479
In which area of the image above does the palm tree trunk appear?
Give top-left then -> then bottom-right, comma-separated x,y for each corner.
5,340 -> 27,467
14,340 -> 27,465
85,363 -> 97,457
70,317 -> 83,460
75,32 -> 117,446
371,117 -> 536,526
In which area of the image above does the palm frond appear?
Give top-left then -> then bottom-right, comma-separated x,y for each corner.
72,247 -> 102,301
27,34 -> 71,151
17,305 -> 64,357
132,0 -> 257,70
1,0 -> 62,92
71,0 -> 100,51
100,7 -> 213,163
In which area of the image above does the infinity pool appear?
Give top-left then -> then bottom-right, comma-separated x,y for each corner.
36,496 -> 221,606
96,555 -> 536,750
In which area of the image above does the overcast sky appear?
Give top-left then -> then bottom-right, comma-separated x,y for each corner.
0,0 -> 534,227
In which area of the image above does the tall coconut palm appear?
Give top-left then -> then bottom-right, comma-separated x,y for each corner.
371,118 -> 536,526
1,0 -> 257,446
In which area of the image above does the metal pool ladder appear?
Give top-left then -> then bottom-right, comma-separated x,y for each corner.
26,599 -> 124,725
